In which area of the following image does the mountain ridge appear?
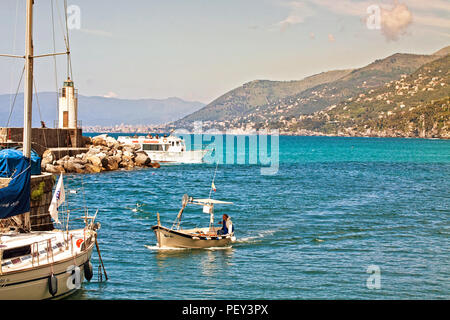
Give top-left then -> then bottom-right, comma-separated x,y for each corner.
174,51 -> 442,129
165,45 -> 449,140
0,93 -> 205,127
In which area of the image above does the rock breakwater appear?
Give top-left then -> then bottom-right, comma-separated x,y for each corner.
41,135 -> 160,174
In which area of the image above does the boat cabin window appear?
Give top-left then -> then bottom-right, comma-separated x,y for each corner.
143,144 -> 163,151
2,245 -> 31,260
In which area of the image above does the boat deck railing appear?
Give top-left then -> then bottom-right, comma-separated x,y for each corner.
0,229 -> 87,274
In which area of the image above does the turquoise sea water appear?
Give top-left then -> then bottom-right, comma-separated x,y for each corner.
66,135 -> 449,300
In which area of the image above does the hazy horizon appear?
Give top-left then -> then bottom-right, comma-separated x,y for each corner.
0,0 -> 449,104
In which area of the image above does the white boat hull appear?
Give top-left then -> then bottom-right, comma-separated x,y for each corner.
0,229 -> 96,300
144,150 -> 208,164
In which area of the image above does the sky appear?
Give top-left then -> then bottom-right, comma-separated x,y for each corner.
0,0 -> 449,104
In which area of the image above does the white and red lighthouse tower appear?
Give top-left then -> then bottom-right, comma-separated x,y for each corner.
58,78 -> 78,129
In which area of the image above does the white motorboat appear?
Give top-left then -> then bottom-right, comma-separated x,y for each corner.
117,134 -> 209,164
152,194 -> 235,249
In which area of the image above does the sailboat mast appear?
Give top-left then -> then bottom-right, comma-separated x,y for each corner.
23,0 -> 34,159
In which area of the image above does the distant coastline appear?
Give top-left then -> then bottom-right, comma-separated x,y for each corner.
83,129 -> 450,140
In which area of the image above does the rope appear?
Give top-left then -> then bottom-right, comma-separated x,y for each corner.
63,0 -> 73,79
33,77 -> 49,150
8,164 -> 31,182
7,0 -> 20,122
5,64 -> 26,127
0,169 -> 16,177
50,0 -> 60,132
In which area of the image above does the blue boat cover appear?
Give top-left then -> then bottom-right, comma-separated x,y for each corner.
30,150 -> 41,175
0,147 -> 40,176
0,149 -> 31,219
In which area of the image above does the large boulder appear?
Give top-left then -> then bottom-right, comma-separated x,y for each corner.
105,157 -> 119,171
135,151 -> 151,167
85,163 -> 102,174
92,134 -> 108,147
65,161 -> 85,173
74,164 -> 86,174
41,150 -> 55,171
45,164 -> 65,174
105,136 -> 119,149
119,157 -> 135,169
149,162 -> 161,169
81,135 -> 92,147
86,155 -> 102,167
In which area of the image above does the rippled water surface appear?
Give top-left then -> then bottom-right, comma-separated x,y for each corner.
65,135 -> 449,299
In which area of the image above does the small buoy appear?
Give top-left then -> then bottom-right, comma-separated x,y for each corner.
84,261 -> 93,282
48,274 -> 58,297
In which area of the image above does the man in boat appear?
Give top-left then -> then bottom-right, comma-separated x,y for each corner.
217,214 -> 233,235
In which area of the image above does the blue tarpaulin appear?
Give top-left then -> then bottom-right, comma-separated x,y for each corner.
0,149 -> 31,219
30,150 -> 41,175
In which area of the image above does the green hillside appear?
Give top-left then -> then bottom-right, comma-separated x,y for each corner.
176,69 -> 352,124
242,53 -> 440,123
289,54 -> 450,138
433,45 -> 450,57
172,51 -> 442,130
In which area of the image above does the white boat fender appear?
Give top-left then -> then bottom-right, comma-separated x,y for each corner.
48,273 -> 58,297
84,261 -> 93,282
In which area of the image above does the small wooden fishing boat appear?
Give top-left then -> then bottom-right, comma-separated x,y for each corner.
152,194 -> 235,249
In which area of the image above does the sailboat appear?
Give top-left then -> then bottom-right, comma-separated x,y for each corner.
0,0 -> 104,299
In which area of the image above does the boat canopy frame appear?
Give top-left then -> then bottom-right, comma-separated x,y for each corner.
170,194 -> 233,231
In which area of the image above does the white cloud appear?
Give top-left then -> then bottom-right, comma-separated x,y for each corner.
379,2 -> 413,41
274,0 -> 449,40
274,1 -> 315,31
79,28 -> 114,38
103,91 -> 118,98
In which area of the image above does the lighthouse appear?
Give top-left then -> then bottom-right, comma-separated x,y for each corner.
58,78 -> 78,128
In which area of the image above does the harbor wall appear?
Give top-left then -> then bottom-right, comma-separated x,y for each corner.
0,174 -> 55,232
0,127 -> 86,157
30,173 -> 55,231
